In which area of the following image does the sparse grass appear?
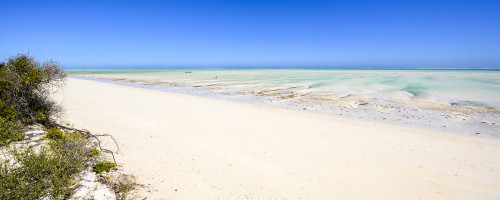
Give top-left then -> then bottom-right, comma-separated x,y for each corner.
99,174 -> 140,200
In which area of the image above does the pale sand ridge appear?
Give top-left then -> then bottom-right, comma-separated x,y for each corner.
54,78 -> 500,199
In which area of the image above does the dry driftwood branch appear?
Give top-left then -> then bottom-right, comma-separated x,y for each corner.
56,124 -> 119,164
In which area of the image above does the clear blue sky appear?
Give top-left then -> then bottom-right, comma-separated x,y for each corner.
1,0 -> 499,69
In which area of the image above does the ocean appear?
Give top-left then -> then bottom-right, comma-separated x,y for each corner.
68,69 -> 500,106
67,69 -> 500,137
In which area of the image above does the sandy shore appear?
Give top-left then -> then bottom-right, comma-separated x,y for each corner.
54,77 -> 500,199
71,74 -> 500,137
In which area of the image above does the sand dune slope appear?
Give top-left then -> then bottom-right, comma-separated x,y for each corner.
53,78 -> 500,200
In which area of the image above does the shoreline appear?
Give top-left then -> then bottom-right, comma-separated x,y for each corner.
53,77 -> 500,199
69,74 -> 500,138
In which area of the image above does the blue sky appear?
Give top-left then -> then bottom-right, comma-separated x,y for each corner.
1,0 -> 499,69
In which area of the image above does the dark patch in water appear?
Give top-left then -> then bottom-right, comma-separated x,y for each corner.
450,101 -> 489,107
402,85 -> 426,97
308,82 -> 328,89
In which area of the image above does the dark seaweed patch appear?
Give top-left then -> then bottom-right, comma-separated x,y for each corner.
450,101 -> 489,107
402,85 -> 427,97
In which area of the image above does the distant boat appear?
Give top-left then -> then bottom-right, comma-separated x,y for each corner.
185,71 -> 192,73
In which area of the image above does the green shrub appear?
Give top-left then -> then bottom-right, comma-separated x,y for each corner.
48,131 -> 98,174
0,54 -> 66,125
1,147 -> 79,199
45,128 -> 64,140
89,148 -> 101,157
0,117 -> 24,146
93,161 -> 116,173
0,131 -> 98,199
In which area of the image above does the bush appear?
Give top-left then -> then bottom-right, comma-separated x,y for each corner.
93,161 -> 116,173
48,131 -> 98,172
0,117 -> 24,146
0,54 -> 66,125
0,147 -> 76,199
89,148 -> 101,157
45,128 -> 64,140
0,131 -> 98,199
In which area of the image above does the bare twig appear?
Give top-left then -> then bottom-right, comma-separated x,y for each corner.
56,124 -> 119,164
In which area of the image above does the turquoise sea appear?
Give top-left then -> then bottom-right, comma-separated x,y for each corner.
68,69 -> 500,106
67,69 -> 500,137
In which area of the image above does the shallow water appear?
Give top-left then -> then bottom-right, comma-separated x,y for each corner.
68,69 -> 500,137
68,69 -> 500,106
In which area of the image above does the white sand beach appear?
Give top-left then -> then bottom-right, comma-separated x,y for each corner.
54,77 -> 500,199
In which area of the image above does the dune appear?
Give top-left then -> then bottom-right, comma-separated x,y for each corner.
53,77 -> 500,199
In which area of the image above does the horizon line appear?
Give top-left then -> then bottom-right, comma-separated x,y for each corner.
64,66 -> 500,70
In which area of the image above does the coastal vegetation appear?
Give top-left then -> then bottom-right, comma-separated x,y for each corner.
0,117 -> 24,146
0,54 -> 65,125
93,161 -> 117,173
0,54 -> 134,199
0,129 -> 99,199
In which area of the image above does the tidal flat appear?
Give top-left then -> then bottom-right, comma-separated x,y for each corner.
68,69 -> 500,137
